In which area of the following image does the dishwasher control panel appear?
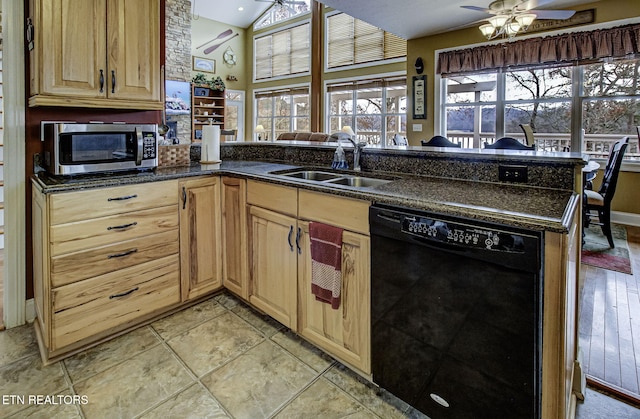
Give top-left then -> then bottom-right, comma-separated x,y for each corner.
401,215 -> 524,252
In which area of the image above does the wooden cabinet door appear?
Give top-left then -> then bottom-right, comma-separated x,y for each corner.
107,0 -> 160,101
248,205 -> 298,329
297,221 -> 371,374
179,177 -> 223,301
36,0 -> 107,98
221,177 -> 248,300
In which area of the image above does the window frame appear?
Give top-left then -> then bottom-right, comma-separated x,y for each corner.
253,0 -> 311,31
253,20 -> 312,83
439,64 -> 640,165
324,71 -> 407,146
253,82 -> 312,141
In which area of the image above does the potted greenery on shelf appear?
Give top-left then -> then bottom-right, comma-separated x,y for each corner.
192,73 -> 225,91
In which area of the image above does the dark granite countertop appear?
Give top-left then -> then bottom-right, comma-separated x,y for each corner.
32,159 -> 579,233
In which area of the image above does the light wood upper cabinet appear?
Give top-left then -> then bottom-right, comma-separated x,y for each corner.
29,0 -> 161,109
179,177 -> 223,301
221,177 -> 248,300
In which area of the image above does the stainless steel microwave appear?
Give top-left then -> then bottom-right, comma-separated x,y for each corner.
41,122 -> 158,175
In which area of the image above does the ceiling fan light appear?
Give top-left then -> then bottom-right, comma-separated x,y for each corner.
488,14 -> 509,29
479,23 -> 495,38
515,13 -> 536,29
506,21 -> 522,36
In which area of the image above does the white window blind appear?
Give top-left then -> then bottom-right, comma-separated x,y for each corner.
327,13 -> 406,69
255,23 -> 310,81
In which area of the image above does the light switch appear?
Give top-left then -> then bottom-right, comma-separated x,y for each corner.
412,124 -> 423,132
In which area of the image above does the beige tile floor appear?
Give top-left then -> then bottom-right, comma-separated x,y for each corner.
0,292 -> 417,419
1,291 -> 638,418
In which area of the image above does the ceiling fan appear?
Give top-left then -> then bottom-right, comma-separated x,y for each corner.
462,0 -> 576,39
255,0 -> 308,6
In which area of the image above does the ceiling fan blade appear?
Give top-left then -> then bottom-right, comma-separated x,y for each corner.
532,9 -> 577,20
461,5 -> 493,14
517,0 -> 555,11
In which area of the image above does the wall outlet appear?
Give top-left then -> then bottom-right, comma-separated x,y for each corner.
498,165 -> 528,183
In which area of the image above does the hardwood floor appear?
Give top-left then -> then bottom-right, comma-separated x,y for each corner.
579,225 -> 640,403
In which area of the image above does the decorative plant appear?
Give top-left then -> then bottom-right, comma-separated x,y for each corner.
192,73 -> 208,85
191,73 -> 225,91
211,76 -> 225,91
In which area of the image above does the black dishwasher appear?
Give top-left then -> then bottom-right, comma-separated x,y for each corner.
370,204 -> 543,419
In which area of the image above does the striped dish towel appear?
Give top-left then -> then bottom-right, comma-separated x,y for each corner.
309,222 -> 343,309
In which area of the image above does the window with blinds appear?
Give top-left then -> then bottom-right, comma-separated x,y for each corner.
255,23 -> 311,81
326,77 -> 407,146
254,85 -> 311,140
326,13 -> 406,70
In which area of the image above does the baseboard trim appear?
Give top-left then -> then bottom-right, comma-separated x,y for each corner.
25,298 -> 36,323
612,211 -> 640,227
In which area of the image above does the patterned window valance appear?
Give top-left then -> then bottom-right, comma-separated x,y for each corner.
437,23 -> 640,76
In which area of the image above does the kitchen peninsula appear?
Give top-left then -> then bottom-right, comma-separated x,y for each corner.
32,142 -> 586,419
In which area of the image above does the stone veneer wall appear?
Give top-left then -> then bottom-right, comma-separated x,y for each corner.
165,0 -> 192,144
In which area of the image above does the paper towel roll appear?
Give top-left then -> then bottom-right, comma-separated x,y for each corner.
201,125 -> 221,163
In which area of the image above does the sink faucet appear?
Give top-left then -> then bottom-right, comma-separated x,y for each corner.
339,138 -> 367,171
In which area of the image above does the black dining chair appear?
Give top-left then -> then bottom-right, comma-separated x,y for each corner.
421,135 -> 461,148
584,137 -> 629,248
484,137 -> 535,150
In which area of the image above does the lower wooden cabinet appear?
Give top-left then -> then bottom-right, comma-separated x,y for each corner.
297,222 -> 371,374
52,255 -> 180,350
248,205 -> 299,329
179,176 -> 223,301
246,181 -> 372,374
221,177 -> 248,300
32,179 -> 181,362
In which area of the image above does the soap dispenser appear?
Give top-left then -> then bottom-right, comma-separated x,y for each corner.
332,144 -> 348,169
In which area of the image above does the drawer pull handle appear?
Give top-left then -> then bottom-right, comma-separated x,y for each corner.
107,248 -> 138,259
296,227 -> 302,254
107,222 -> 138,231
109,287 -> 139,299
107,194 -> 138,202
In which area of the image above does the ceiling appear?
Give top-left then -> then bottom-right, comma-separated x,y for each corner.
199,0 -> 600,39
191,0 -> 271,28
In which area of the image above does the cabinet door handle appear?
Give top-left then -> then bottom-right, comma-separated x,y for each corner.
287,225 -> 294,252
295,227 -> 302,254
107,221 -> 137,231
182,186 -> 187,209
107,194 -> 138,202
109,287 -> 139,299
99,69 -> 104,93
107,248 -> 138,259
111,70 -> 116,93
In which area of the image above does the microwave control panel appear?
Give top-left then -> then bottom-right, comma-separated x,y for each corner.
143,134 -> 157,159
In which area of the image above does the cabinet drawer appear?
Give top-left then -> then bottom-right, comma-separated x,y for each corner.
247,180 -> 297,216
51,255 -> 180,350
50,206 -> 178,256
50,230 -> 179,287
298,190 -> 370,235
50,180 -> 179,225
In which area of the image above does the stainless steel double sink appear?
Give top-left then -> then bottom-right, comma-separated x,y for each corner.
271,169 -> 396,189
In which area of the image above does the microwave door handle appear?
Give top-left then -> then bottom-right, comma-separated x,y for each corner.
135,128 -> 143,166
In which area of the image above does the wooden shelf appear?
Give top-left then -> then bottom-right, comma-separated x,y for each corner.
191,84 -> 225,142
